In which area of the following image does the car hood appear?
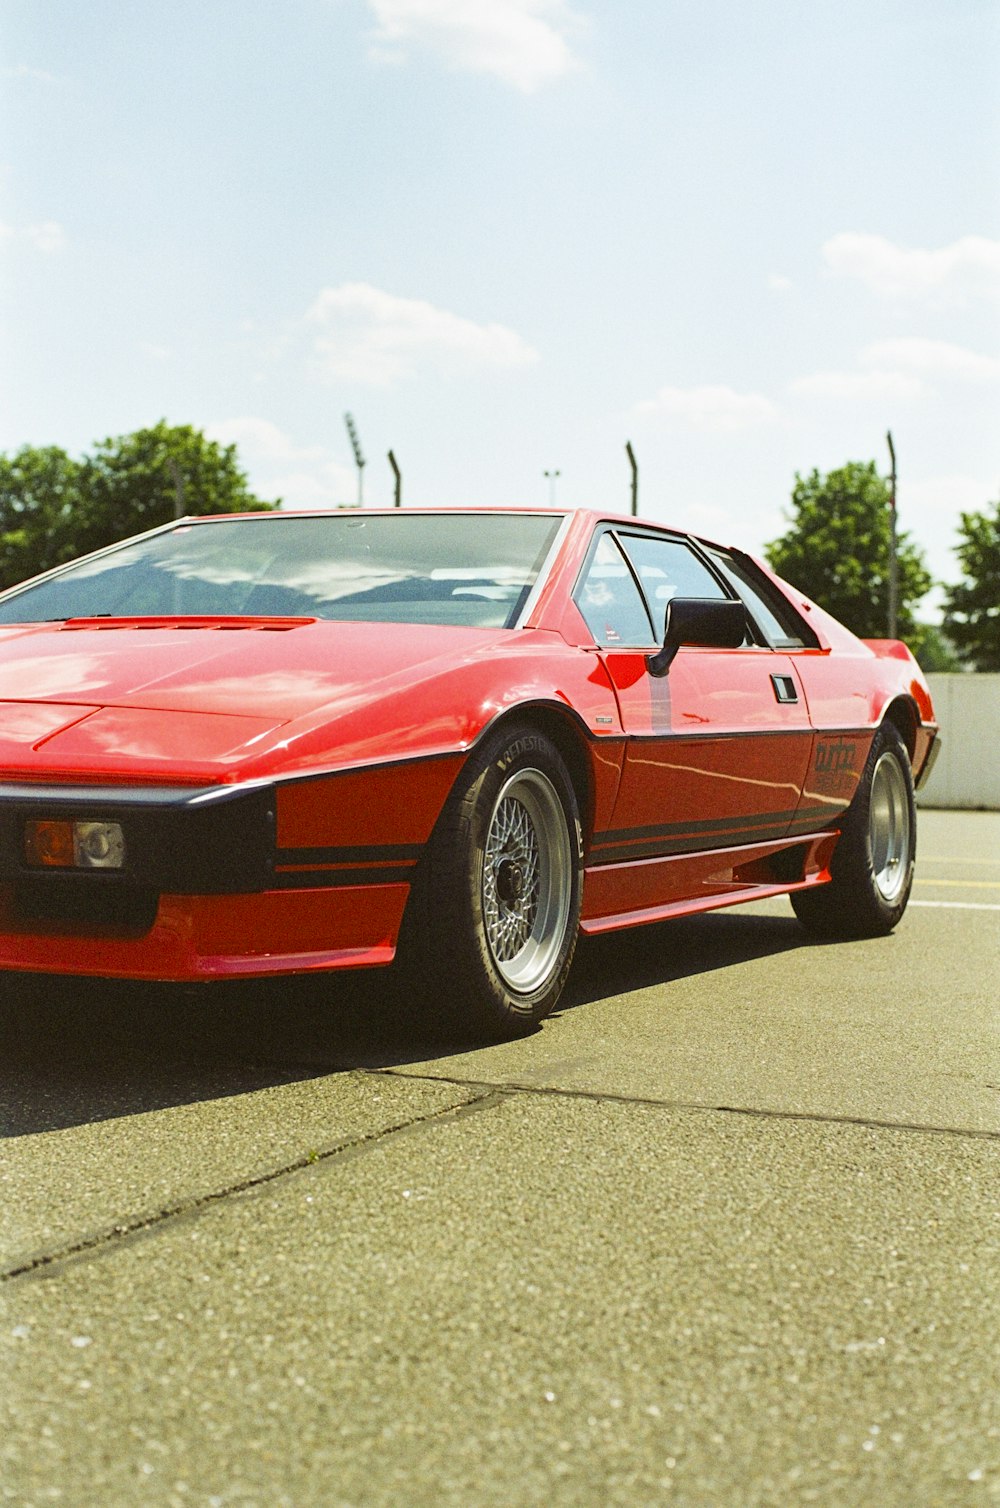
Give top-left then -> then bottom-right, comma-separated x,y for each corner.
0,618 -> 519,782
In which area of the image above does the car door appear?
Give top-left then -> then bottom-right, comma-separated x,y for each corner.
698,542 -> 870,834
574,527 -> 815,910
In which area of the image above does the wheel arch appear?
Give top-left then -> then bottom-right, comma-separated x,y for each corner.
472,701 -> 596,846
399,700 -> 596,927
881,695 -> 919,760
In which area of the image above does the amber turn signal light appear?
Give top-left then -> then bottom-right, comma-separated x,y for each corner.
24,819 -> 126,870
24,820 -> 75,867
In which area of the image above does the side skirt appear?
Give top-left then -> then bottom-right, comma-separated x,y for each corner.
580,830 -> 838,935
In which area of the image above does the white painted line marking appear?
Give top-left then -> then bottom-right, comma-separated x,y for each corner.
921,857 -> 1000,867
910,900 -> 1000,912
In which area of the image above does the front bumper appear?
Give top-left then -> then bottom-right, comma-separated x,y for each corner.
0,779 -> 411,979
0,882 -> 409,980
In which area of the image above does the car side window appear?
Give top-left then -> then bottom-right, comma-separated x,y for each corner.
705,548 -> 816,648
617,533 -> 728,642
576,533 -> 655,647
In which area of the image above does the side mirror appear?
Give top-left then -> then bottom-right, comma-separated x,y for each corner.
646,597 -> 747,677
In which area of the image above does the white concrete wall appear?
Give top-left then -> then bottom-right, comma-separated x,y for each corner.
916,674 -> 1000,811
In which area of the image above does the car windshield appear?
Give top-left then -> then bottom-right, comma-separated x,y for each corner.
0,512 -> 563,630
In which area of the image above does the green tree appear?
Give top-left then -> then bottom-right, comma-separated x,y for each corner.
766,461 -> 932,643
0,445 -> 87,587
0,422 -> 278,590
942,499 -> 1000,671
74,421 -> 276,560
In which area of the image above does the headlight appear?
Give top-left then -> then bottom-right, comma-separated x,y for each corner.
24,820 -> 126,870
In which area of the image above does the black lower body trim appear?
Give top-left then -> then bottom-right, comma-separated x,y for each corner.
273,842 -> 421,890
591,808 -> 804,864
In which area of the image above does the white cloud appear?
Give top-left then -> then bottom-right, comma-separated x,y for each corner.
790,369 -> 927,402
637,384 -> 779,430
860,338 -> 1000,384
306,282 -> 539,385
3,63 -> 59,84
792,337 -> 1000,403
0,219 -> 65,253
768,274 -> 794,294
366,0 -> 584,91
207,418 -> 358,509
822,232 -> 1000,306
28,221 -> 64,253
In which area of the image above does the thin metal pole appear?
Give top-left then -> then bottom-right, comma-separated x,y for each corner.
388,449 -> 401,508
625,441 -> 638,516
543,469 -> 560,506
344,413 -> 366,507
886,430 -> 898,638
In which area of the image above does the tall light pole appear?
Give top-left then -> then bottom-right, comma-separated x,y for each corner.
543,469 -> 560,506
625,441 -> 638,516
387,449 -> 401,509
344,412 -> 365,507
887,430 -> 898,639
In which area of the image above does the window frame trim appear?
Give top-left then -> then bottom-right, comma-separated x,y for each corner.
573,523 -> 765,653
700,542 -> 821,651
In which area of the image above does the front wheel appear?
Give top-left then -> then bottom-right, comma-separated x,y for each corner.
405,723 -> 583,1038
791,722 -> 916,939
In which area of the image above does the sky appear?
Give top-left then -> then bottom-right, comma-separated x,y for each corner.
2,0 -> 998,614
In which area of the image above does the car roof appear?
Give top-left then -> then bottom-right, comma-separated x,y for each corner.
187,504 -> 719,543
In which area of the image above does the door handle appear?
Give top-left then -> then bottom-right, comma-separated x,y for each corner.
771,673 -> 798,704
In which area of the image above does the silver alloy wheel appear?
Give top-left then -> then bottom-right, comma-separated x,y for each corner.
482,767 -> 573,994
869,750 -> 913,903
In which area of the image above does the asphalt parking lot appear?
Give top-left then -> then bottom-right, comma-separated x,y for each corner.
1,809 -> 998,1506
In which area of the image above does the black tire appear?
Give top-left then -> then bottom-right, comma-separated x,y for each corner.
403,722 -> 583,1039
791,721 -> 916,939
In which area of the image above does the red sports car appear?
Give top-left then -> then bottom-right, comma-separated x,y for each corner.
0,508 -> 938,1035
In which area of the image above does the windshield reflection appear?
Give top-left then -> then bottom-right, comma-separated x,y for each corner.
0,513 -> 563,630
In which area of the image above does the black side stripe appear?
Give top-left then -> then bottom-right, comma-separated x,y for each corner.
275,843 -> 422,867
272,841 -> 422,890
272,866 -> 415,890
591,806 -> 848,866
594,807 -> 804,846
592,825 -> 792,864
788,803 -> 851,828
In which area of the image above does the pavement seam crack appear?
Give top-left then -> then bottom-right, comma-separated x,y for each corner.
373,1069 -> 1000,1143
0,1085 -> 505,1284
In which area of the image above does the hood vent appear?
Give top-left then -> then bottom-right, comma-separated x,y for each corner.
61,616 -> 316,633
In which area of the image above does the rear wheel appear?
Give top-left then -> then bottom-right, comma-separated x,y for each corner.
791,722 -> 915,939
405,723 -> 582,1038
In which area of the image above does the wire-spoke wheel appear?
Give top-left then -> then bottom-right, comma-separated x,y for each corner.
403,722 -> 582,1038
482,768 -> 574,994
792,721 -> 916,939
